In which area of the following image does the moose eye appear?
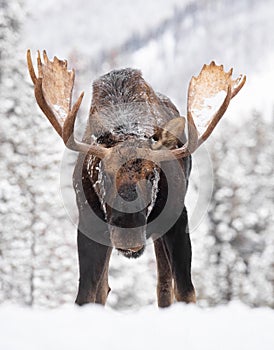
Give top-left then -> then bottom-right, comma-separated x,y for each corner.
150,135 -> 159,143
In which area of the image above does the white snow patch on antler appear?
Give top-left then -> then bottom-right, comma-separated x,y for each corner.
192,90 -> 227,136
53,104 -> 67,121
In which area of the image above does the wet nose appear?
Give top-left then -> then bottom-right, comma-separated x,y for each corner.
128,246 -> 143,252
110,226 -> 146,251
118,183 -> 137,202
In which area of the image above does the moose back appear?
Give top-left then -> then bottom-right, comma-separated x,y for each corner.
27,50 -> 245,307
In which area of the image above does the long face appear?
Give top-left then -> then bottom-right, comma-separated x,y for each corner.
96,138 -> 160,258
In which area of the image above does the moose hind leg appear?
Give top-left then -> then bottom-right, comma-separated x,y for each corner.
75,229 -> 112,306
154,238 -> 173,307
163,207 -> 196,303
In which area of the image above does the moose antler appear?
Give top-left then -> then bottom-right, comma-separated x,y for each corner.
188,62 -> 245,144
152,62 -> 246,161
27,50 -> 109,158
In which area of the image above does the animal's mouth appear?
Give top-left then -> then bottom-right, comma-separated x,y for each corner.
117,245 -> 145,259
109,224 -> 147,259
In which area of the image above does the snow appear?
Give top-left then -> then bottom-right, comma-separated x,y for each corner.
24,0 -> 189,57
191,90 -> 227,135
53,104 -> 67,120
1,302 -> 274,350
22,0 -> 274,123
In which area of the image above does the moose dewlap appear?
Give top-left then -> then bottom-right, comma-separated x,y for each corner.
27,50 -> 246,307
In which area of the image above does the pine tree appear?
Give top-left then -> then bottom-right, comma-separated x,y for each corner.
0,0 -> 77,307
203,115 -> 274,307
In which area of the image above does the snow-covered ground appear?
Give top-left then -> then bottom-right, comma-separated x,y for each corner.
1,302 -> 274,350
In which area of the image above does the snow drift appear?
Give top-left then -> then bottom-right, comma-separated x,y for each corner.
1,302 -> 274,350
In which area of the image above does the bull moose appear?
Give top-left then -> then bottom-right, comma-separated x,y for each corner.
27,50 -> 246,307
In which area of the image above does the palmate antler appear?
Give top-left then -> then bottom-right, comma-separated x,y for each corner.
187,62 -> 246,146
27,51 -> 245,162
27,50 -> 109,158
152,62 -> 246,161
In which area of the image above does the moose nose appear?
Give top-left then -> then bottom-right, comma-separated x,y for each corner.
111,230 -> 146,252
128,246 -> 143,252
118,183 -> 137,202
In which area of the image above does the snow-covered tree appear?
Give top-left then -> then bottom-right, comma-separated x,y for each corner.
201,114 -> 274,307
0,0 -> 77,307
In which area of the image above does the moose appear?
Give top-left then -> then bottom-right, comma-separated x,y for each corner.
27,50 -> 246,307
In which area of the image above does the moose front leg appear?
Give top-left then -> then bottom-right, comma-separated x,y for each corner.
154,238 -> 173,308
75,229 -> 112,306
163,207 -> 196,303
95,257 -> 112,305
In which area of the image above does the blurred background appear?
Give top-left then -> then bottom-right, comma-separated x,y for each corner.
0,0 -> 274,310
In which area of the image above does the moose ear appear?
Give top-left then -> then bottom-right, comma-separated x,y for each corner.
151,117 -> 186,150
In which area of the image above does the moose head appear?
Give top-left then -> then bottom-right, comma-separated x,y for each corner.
27,50 -> 246,306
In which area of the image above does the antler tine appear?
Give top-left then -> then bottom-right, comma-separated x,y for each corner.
27,49 -> 37,84
27,49 -> 109,159
63,93 -> 110,158
34,76 -> 63,137
37,50 -> 43,78
63,92 -> 87,151
43,50 -> 49,64
231,74 -> 246,98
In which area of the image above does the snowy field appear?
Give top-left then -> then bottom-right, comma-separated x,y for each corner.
1,302 -> 274,350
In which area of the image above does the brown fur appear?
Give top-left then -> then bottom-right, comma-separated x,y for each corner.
154,239 -> 173,307
72,69 -> 195,307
